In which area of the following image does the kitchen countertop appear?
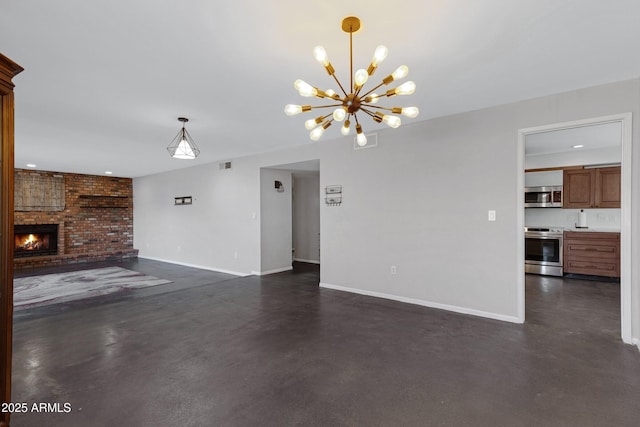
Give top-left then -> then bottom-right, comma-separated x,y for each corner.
564,227 -> 621,233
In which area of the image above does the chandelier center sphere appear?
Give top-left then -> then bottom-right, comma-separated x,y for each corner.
344,94 -> 362,114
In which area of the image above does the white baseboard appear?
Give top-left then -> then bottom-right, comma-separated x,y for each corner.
293,258 -> 320,265
251,266 -> 294,276
632,337 -> 640,352
138,256 -> 249,277
319,282 -> 522,324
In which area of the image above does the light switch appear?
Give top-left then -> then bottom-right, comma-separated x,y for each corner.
488,210 -> 496,221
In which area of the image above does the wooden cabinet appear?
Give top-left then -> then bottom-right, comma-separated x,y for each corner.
563,231 -> 620,278
1,53 -> 24,427
563,169 -> 594,208
594,167 -> 621,208
563,166 -> 620,209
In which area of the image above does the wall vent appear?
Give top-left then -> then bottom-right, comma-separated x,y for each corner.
353,133 -> 378,150
219,161 -> 232,170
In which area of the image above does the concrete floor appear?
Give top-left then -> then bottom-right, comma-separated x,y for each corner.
9,259 -> 640,426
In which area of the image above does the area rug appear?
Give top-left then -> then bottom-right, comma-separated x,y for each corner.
14,267 -> 172,310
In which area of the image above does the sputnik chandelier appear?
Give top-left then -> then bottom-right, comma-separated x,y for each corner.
285,16 -> 418,146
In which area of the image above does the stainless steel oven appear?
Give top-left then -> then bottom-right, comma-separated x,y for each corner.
524,227 -> 563,277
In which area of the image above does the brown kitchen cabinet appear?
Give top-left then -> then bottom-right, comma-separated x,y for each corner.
563,231 -> 620,278
563,166 -> 620,209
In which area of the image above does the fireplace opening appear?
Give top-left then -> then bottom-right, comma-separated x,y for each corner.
14,224 -> 59,258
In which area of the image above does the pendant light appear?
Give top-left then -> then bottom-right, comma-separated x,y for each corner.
167,117 -> 200,159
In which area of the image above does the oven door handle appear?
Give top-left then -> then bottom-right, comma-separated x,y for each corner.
525,233 -> 563,239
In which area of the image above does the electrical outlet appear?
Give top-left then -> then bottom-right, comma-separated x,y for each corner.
390,265 -> 397,275
488,210 -> 496,221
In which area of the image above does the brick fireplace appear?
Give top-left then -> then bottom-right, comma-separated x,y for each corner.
14,169 -> 138,270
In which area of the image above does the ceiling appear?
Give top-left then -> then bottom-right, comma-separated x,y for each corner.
525,121 -> 622,156
2,0 -> 640,178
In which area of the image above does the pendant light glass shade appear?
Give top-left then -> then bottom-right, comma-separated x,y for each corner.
167,117 -> 200,160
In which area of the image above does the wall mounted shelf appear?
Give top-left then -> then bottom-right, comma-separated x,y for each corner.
78,195 -> 130,209
174,196 -> 193,206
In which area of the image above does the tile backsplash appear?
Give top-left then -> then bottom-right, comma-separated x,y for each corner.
525,208 -> 620,230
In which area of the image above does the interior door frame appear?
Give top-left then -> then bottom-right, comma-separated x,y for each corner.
517,112 -> 633,344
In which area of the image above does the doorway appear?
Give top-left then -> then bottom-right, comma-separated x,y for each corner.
292,172 -> 320,266
259,159 -> 320,279
517,113 -> 633,343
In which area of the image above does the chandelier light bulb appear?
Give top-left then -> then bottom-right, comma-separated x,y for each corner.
285,104 -> 312,116
356,124 -> 367,146
305,118 -> 320,130
382,115 -> 401,128
294,79 -> 317,97
392,65 -> 409,80
333,108 -> 346,121
284,104 -> 302,115
354,69 -> 369,89
341,119 -> 351,136
313,46 -> 329,65
356,132 -> 367,146
400,107 -> 420,118
364,93 -> 380,104
305,119 -> 317,130
310,126 -> 326,141
368,45 -> 389,75
393,81 -> 416,96
325,88 -> 338,99
372,45 -> 388,65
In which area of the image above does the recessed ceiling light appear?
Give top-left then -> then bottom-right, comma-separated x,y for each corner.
105,171 -> 113,175
571,144 -> 584,149
26,163 -> 37,168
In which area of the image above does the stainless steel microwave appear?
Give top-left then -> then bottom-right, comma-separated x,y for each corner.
524,186 -> 563,208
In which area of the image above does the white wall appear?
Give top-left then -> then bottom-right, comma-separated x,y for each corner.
133,161 -> 261,276
259,169 -> 292,274
318,112 -> 520,321
292,174 -> 320,264
134,78 -> 640,344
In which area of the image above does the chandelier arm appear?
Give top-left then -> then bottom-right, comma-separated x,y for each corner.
353,112 -> 361,125
332,74 -> 349,97
359,108 -> 378,119
309,103 -> 345,109
361,105 -> 394,111
349,28 -> 353,92
360,82 -> 386,99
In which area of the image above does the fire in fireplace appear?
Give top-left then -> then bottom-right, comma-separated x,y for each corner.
14,224 -> 58,257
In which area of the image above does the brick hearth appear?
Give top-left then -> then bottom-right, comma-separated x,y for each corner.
14,169 -> 138,270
